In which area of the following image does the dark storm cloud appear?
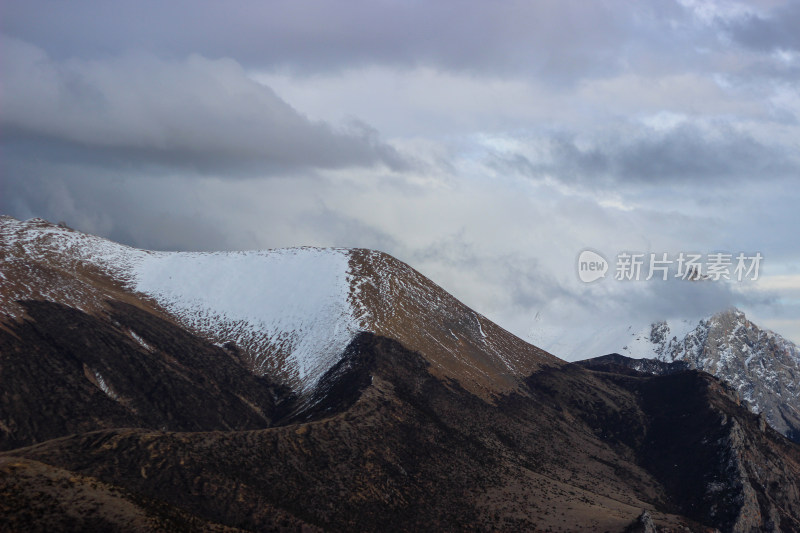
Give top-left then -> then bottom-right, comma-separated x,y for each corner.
728,2 -> 800,52
2,0 -> 691,80
0,162 -> 238,251
0,35 -> 405,176
490,124 -> 797,186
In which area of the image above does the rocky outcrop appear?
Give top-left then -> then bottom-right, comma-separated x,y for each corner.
625,510 -> 657,533
581,309 -> 800,444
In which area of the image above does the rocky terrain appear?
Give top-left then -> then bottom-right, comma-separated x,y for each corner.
2,216 -> 800,532
577,311 -> 800,444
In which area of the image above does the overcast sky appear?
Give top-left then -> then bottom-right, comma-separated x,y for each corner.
2,0 -> 799,353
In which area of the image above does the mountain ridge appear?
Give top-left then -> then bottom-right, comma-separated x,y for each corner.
1,216 -> 557,400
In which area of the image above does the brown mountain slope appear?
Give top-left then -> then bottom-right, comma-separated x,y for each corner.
3,330 -> 800,532
0,299 -> 295,451
349,248 -> 559,398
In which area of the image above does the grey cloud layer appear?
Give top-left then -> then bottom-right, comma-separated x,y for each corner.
4,0 -> 698,78
490,124 -> 798,186
1,35 -> 404,175
730,1 -> 800,52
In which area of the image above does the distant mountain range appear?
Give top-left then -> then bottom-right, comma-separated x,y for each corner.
2,216 -> 799,532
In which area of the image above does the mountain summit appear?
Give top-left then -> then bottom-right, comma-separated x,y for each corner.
0,216 -> 556,398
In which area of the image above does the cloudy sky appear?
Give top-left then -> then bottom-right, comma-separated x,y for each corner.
2,0 -> 799,353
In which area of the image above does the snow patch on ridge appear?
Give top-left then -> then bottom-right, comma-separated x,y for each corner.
2,217 -> 361,391
3,217 -> 554,397
131,248 -> 359,390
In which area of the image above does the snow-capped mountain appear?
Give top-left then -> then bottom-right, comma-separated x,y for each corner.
581,309 -> 800,442
4,216 -> 800,531
0,216 -> 556,397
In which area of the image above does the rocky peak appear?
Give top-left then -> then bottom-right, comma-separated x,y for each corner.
579,308 -> 800,443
